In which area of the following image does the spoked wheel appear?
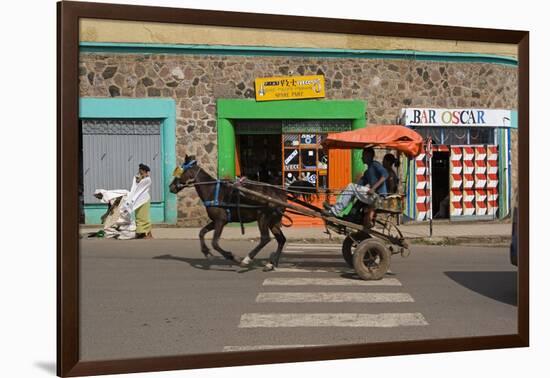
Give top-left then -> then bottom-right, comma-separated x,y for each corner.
342,232 -> 371,268
352,239 -> 391,280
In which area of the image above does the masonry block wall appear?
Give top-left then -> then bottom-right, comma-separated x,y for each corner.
79,53 -> 518,226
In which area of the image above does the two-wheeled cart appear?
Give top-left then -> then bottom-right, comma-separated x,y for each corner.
231,124 -> 424,280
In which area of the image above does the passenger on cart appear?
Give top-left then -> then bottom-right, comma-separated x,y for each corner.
324,147 -> 388,226
382,153 -> 399,194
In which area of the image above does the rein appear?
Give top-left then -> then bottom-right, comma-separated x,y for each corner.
183,165 -> 203,187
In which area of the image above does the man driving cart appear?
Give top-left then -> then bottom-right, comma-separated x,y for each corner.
323,146 -> 388,227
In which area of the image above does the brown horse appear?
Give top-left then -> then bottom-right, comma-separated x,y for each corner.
169,155 -> 315,271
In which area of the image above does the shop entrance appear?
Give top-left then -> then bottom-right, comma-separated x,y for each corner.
234,119 -> 352,226
234,119 -> 345,192
217,99 -> 367,226
431,151 -> 450,219
236,133 -> 282,184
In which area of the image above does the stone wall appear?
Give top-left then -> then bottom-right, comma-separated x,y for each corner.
79,53 -> 518,225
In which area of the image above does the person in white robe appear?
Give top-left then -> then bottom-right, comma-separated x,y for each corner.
122,163 -> 153,239
93,189 -> 136,239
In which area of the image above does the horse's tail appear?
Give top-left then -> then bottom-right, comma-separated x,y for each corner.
286,180 -> 318,203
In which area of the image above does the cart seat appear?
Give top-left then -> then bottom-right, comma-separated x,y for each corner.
376,194 -> 404,214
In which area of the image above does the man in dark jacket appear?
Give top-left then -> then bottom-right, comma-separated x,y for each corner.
324,147 -> 388,226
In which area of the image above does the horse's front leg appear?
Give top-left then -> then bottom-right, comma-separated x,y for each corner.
264,220 -> 287,272
240,215 -> 271,267
199,221 -> 215,259
211,220 -> 241,264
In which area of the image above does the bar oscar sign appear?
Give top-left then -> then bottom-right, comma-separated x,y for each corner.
401,108 -> 512,127
255,75 -> 325,101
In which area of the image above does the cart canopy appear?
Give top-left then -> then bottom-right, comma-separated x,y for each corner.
322,125 -> 423,158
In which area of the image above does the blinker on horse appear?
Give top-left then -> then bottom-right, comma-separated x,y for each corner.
169,155 -> 315,271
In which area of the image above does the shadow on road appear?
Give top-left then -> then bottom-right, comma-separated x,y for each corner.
153,253 -> 350,274
445,271 -> 517,306
153,254 -> 275,274
153,254 -> 243,272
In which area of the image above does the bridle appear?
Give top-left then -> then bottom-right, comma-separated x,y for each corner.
173,160 -> 202,190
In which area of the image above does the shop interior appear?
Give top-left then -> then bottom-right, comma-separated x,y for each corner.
431,151 -> 450,219
235,120 -> 329,190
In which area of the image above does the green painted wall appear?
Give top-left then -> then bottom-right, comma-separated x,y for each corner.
217,118 -> 236,179
217,99 -> 366,180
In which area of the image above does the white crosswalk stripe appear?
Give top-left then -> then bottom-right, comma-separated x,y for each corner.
285,243 -> 342,249
256,292 -> 414,303
239,313 -> 428,328
286,245 -> 341,250
263,277 -> 402,286
283,249 -> 340,255
278,257 -> 346,263
273,267 -> 355,273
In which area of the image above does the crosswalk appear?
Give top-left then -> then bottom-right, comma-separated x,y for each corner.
239,313 -> 428,328
223,243 -> 428,352
255,292 -> 415,303
263,277 -> 402,286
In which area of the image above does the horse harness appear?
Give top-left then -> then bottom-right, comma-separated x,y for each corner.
203,179 -> 272,226
177,160 -> 270,232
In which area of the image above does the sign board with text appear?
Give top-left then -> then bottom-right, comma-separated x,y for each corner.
401,108 -> 512,127
255,75 -> 325,101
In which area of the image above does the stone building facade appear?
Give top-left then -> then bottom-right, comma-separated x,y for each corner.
79,52 -> 518,226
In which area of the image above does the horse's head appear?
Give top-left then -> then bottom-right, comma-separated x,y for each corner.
169,154 -> 199,194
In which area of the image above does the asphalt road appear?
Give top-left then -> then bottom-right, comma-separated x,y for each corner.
79,238 -> 517,361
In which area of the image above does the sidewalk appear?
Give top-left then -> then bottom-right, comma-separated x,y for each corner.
81,221 -> 511,242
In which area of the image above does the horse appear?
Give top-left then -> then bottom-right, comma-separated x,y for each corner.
169,155 -> 316,271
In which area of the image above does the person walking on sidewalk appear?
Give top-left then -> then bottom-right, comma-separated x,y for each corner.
125,163 -> 153,239
324,147 -> 388,226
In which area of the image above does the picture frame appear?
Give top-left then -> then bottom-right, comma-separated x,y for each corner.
57,1 -> 529,376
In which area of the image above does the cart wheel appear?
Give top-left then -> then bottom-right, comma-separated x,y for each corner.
353,239 -> 391,280
342,232 -> 371,268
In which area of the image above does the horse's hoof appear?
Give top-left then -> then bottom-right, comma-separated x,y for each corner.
232,255 -> 242,264
263,263 -> 275,272
240,256 -> 252,267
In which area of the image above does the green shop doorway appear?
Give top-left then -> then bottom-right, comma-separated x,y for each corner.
217,99 -> 367,225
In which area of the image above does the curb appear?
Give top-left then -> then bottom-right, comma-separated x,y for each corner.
80,232 -> 510,246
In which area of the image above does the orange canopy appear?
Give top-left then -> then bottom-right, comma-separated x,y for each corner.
322,125 -> 424,158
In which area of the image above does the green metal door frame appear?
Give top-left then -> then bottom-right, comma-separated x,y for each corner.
79,98 -> 177,224
217,99 -> 367,180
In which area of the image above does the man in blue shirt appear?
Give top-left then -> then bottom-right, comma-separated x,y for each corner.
324,147 -> 388,226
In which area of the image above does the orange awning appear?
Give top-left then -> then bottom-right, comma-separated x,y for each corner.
322,125 -> 424,158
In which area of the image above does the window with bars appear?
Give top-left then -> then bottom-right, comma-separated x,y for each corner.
413,127 -> 496,145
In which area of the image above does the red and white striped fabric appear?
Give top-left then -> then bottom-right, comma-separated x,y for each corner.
450,147 -> 463,217
487,145 -> 499,216
413,144 -> 499,221
475,146 -> 488,216
462,147 -> 475,216
415,153 -> 429,221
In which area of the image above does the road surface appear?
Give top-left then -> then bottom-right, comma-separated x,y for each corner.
79,239 -> 517,361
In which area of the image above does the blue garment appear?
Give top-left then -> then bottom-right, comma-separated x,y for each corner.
359,160 -> 388,195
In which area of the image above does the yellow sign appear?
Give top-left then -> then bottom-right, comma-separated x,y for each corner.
255,75 -> 325,101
